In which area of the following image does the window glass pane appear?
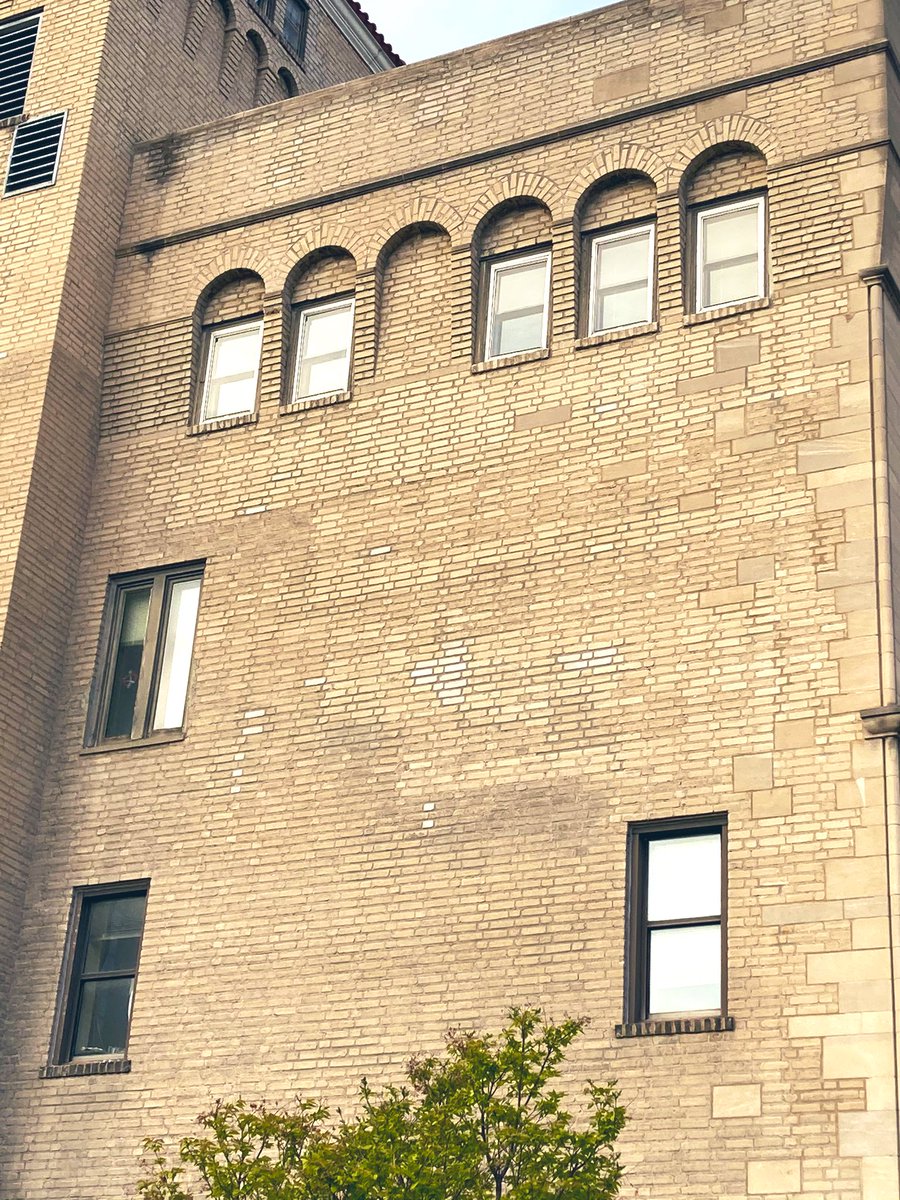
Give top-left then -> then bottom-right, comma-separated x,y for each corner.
703,206 -> 758,265
72,977 -> 134,1057
104,586 -> 151,739
647,833 -> 721,921
596,283 -> 649,332
495,258 -> 548,315
300,356 -> 350,398
649,924 -> 721,1015
82,895 -> 146,974
152,577 -> 201,731
493,310 -> 546,357
704,257 -> 759,309
304,304 -> 352,357
596,230 -> 651,288
204,325 -> 261,420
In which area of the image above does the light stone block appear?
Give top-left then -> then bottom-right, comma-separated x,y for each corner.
712,1083 -> 762,1118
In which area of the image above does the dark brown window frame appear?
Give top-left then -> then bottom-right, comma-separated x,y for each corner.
579,215 -> 657,339
624,812 -> 728,1026
84,562 -> 204,750
475,242 -> 553,364
282,0 -> 309,58
686,187 -> 768,315
45,879 -> 150,1075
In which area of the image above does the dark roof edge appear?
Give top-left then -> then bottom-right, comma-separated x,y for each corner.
345,0 -> 404,66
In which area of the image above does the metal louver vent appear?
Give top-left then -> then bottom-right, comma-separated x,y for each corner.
0,11 -> 41,121
4,110 -> 65,195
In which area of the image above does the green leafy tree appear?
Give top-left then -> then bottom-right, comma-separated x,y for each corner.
137,1008 -> 626,1200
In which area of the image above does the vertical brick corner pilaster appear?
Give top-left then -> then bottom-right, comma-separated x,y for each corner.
450,243 -> 476,362
655,191 -> 684,317
353,268 -> 378,380
551,217 -> 576,342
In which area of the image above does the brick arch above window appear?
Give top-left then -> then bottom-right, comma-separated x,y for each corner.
565,144 -> 669,210
287,247 -> 357,305
682,143 -> 767,207
672,113 -> 779,183
463,171 -> 563,242
198,269 -> 265,325
474,197 -> 553,259
576,170 -> 657,234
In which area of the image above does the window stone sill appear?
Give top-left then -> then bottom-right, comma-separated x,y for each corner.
575,321 -> 658,349
684,297 -> 769,326
615,1015 -> 735,1038
40,1058 -> 131,1079
188,411 -> 258,436
280,389 -> 351,415
473,347 -> 550,373
80,731 -> 185,756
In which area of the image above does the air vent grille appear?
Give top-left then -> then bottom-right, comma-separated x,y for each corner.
5,111 -> 65,195
0,12 -> 41,121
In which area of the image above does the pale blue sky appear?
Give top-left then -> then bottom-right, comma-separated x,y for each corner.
361,1 -> 607,63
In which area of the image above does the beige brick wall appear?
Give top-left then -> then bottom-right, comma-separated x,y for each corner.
0,0 -> 386,1131
1,1 -> 899,1198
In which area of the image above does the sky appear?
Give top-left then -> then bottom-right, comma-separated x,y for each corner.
359,1 -> 607,63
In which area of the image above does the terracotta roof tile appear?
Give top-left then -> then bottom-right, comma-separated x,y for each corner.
345,0 -> 404,66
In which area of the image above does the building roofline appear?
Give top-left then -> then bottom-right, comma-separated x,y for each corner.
343,0 -> 404,67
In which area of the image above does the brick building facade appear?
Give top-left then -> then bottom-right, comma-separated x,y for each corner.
1,0 -> 899,1197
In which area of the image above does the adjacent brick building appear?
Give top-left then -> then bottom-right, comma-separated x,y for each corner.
0,0 -> 898,1197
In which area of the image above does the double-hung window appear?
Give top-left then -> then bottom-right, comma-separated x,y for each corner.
283,0 -> 309,56
694,195 -> 765,311
198,318 -> 263,423
587,222 -> 655,333
52,883 -> 148,1065
483,250 -> 551,360
625,814 -> 727,1023
292,296 -> 354,401
87,563 -> 203,747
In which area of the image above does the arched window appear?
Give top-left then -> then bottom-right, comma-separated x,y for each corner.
475,198 -> 552,362
277,67 -> 299,98
287,249 -> 356,404
683,144 -> 768,313
576,171 -> 657,336
194,270 -> 265,424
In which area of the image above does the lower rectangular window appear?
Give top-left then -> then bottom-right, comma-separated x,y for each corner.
625,813 -> 727,1023
51,883 -> 149,1065
86,563 -> 203,747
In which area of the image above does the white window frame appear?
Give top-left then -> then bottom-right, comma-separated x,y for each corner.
587,221 -> 655,334
694,194 -> 766,313
198,317 -> 263,424
292,296 -> 355,402
3,109 -> 67,197
484,249 -> 552,361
